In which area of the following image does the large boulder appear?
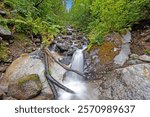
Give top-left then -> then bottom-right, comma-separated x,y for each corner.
97,64 -> 150,99
1,51 -> 53,98
7,74 -> 42,100
0,50 -> 65,99
88,64 -> 150,100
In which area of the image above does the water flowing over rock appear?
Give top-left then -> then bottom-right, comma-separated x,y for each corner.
7,74 -> 42,100
58,48 -> 97,100
97,64 -> 150,99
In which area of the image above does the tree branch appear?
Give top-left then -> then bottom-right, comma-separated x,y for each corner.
44,52 -> 75,95
44,48 -> 86,78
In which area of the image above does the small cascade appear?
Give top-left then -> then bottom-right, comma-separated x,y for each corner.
58,48 -> 97,100
65,49 -> 84,81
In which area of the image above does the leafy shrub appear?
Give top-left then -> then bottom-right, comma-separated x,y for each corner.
1,0 -> 66,46
69,0 -> 150,45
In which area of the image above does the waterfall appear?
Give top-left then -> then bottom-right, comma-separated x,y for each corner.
58,48 -> 97,100
65,49 -> 84,81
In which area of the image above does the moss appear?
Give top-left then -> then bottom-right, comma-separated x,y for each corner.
144,50 -> 150,55
0,43 -> 9,61
14,33 -> 32,46
98,41 -> 118,64
18,74 -> 40,85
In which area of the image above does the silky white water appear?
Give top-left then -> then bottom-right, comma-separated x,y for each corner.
58,49 -> 97,100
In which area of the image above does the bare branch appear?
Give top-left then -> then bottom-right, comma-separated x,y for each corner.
44,48 -> 86,78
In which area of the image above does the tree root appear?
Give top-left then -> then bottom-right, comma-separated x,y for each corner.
44,52 -> 75,99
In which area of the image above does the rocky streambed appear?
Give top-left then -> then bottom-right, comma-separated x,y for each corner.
0,25 -> 150,100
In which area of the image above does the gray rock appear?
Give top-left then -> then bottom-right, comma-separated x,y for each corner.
98,64 -> 150,100
130,54 -> 139,59
1,50 -> 65,99
7,74 -> 42,100
122,31 -> 131,43
114,43 -> 131,66
67,31 -> 72,35
127,59 -> 143,65
139,55 -> 150,62
56,43 -> 69,52
0,26 -> 11,39
1,52 -> 52,96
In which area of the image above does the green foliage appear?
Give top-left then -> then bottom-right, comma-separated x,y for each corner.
1,0 -> 66,46
0,43 -> 8,61
69,0 -> 150,45
144,50 -> 150,55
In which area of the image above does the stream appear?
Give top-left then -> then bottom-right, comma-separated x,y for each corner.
1,25 -> 150,100
48,26 -> 97,99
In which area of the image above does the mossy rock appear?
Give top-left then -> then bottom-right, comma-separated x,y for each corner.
7,74 -> 42,100
17,74 -> 42,88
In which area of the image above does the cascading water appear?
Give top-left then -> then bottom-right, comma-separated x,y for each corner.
58,48 -> 97,100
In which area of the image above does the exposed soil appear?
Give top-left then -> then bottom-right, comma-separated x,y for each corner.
131,20 -> 150,55
0,33 -> 39,82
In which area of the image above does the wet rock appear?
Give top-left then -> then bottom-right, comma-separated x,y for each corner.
62,35 -> 72,39
59,56 -> 72,65
0,26 -> 11,39
0,10 -> 6,16
139,55 -> 150,62
7,74 -> 42,100
56,43 -> 69,52
67,31 -> 72,35
98,64 -> 150,99
64,48 -> 76,56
